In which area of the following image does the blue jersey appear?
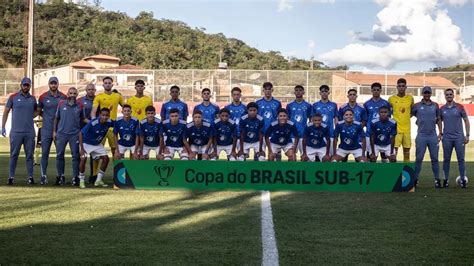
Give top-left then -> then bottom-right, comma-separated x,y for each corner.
225,102 -> 247,135
81,118 -> 114,146
256,97 -> 281,133
161,100 -> 189,121
193,103 -> 220,124
370,118 -> 397,146
286,100 -> 312,138
161,119 -> 187,148
304,123 -> 330,149
240,114 -> 264,143
334,121 -> 364,150
364,98 -> 391,136
265,121 -> 298,145
139,118 -> 162,147
311,100 -> 338,138
214,119 -> 237,146
113,117 -> 139,147
186,121 -> 214,146
338,103 -> 367,124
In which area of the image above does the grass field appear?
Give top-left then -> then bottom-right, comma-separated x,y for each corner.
0,137 -> 473,264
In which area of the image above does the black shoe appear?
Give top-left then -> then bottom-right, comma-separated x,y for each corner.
414,179 -> 419,188
27,177 -> 36,185
60,176 -> 66,185
443,179 -> 449,188
88,175 -> 97,184
72,177 -> 80,186
55,176 -> 61,186
461,180 -> 467,189
7,177 -> 14,185
40,176 -> 48,185
435,179 -> 442,188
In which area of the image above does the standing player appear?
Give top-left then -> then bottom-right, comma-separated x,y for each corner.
364,82 -> 391,157
338,89 -> 367,125
302,114 -> 331,162
388,78 -> 414,162
225,87 -> 247,159
161,85 -> 189,121
138,106 -> 163,160
37,76 -> 67,185
161,108 -> 190,160
369,106 -> 397,163
53,87 -> 84,186
78,108 -> 115,188
256,82 -> 282,158
332,109 -> 367,162
186,110 -> 215,160
440,89 -> 470,188
411,86 -> 442,188
113,105 -> 140,160
127,79 -> 152,121
78,83 -> 97,183
311,85 -> 338,156
211,108 -> 238,160
2,77 -> 37,185
286,85 -> 311,159
238,102 -> 265,161
193,88 -> 220,124
265,108 -> 298,161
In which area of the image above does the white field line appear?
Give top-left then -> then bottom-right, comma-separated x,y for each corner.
261,190 -> 279,266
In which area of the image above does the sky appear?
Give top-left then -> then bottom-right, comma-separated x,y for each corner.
99,0 -> 473,71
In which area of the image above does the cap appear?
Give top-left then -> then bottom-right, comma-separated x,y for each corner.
49,76 -> 59,83
21,77 -> 31,86
422,86 -> 432,94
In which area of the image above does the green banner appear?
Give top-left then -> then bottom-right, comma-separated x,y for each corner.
114,160 -> 416,192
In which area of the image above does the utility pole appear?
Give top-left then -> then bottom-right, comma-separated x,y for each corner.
26,0 -> 34,94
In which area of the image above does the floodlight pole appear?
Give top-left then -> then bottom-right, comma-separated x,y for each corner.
27,0 -> 34,94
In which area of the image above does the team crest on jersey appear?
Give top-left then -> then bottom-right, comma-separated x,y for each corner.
378,135 -> 386,141
344,138 -> 352,145
219,135 -> 226,141
195,139 -> 202,145
295,115 -> 302,122
170,136 -> 178,142
264,111 -> 272,118
247,132 -> 255,138
147,136 -> 154,142
311,139 -> 318,145
123,134 -> 131,141
278,137 -> 285,143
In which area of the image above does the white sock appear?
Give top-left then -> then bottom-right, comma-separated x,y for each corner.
97,170 -> 105,182
79,172 -> 85,181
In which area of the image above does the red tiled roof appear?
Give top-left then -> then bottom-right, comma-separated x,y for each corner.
82,54 -> 121,62
70,60 -> 94,68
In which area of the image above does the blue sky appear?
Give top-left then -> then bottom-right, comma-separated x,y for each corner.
100,0 -> 473,71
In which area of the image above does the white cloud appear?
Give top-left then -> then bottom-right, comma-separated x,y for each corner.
320,0 -> 474,69
443,0 -> 474,6
277,0 -> 335,12
307,39 -> 316,51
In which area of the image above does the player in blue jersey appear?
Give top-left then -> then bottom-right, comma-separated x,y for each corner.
138,106 -> 163,160
286,85 -> 312,159
161,85 -> 189,121
160,108 -> 190,160
193,88 -> 220,124
302,113 -> 331,162
311,85 -> 338,156
186,110 -> 215,160
338,89 -> 367,124
238,102 -> 265,161
332,109 -> 367,162
225,87 -> 247,160
211,108 -> 238,161
113,105 -> 140,160
256,82 -> 282,160
369,106 -> 397,163
78,108 -> 115,188
265,108 -> 298,161
364,82 -> 391,157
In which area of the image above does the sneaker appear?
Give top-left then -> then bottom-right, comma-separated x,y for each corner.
55,176 -> 61,186
414,179 -> 419,188
88,175 -> 97,184
60,176 -> 66,186
435,179 -> 442,188
27,177 -> 35,185
72,177 -> 80,186
34,162 -> 40,166
40,176 -> 48,185
7,177 -> 14,185
94,180 -> 108,187
79,180 -> 86,189
461,180 -> 467,189
443,179 -> 449,188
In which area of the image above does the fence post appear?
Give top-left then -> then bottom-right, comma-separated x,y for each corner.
306,71 -> 309,101
192,70 -> 195,102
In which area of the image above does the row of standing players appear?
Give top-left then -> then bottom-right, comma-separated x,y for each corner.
1,77 -> 470,188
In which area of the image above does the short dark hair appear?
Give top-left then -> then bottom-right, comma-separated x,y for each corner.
262,82 -> 273,89
193,110 -> 203,116
445,88 -> 454,93
343,109 -> 354,115
277,108 -> 287,115
169,108 -> 179,114
145,105 -> 155,112
347,89 -> 357,94
135,79 -> 145,85
219,108 -> 230,115
100,107 -> 110,113
294,85 -> 304,90
247,102 -> 258,110
202,88 -> 211,94
371,82 -> 382,89
170,85 -> 180,91
122,104 -> 131,110
397,78 -> 407,85
319,85 -> 330,91
231,87 -> 241,94
312,113 -> 323,118
103,76 -> 113,82
379,106 -> 390,112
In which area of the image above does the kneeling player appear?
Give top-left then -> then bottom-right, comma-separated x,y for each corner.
139,106 -> 163,160
113,104 -> 139,160
161,108 -> 190,160
238,102 -> 265,161
78,108 -> 115,188
186,110 -> 214,160
212,108 -> 238,160
302,113 -> 331,162
369,106 -> 397,163
265,108 -> 298,161
332,109 -> 367,162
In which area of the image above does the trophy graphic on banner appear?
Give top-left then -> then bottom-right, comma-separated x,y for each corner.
154,165 -> 175,187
